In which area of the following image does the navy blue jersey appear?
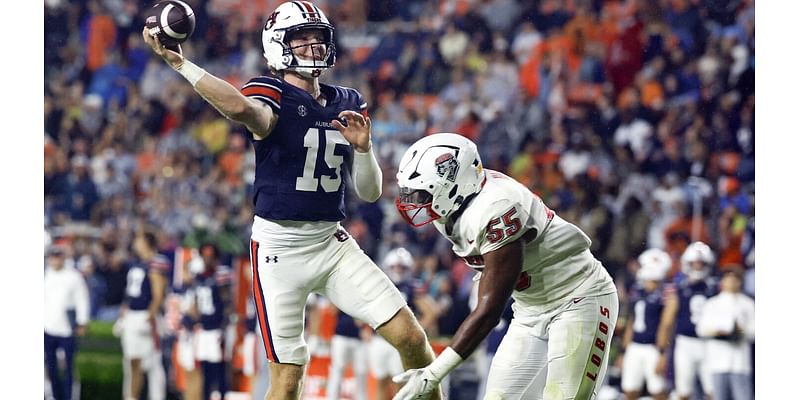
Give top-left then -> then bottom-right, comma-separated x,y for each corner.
396,279 -> 420,315
125,254 -> 171,311
675,279 -> 717,337
195,267 -> 232,330
629,284 -> 669,344
334,312 -> 361,338
241,76 -> 368,222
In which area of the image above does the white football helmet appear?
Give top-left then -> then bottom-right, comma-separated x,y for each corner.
382,247 -> 414,283
680,241 -> 715,281
383,247 -> 414,269
396,133 -> 485,227
637,248 -> 672,282
262,1 -> 336,78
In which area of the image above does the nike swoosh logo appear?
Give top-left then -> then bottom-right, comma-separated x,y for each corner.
467,239 -> 475,244
572,297 -> 585,304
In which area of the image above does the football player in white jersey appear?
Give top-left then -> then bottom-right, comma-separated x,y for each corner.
392,133 -> 619,400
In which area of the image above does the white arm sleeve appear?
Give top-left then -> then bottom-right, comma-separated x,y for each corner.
74,274 -> 91,326
352,148 -> 382,202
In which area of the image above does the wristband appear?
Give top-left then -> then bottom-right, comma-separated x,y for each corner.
175,60 -> 206,87
427,347 -> 464,381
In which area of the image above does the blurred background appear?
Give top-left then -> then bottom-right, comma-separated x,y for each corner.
44,0 -> 755,399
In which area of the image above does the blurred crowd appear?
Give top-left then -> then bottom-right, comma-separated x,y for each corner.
44,0 -> 755,398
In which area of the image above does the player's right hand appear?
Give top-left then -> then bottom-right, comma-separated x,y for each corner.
142,27 -> 184,70
392,368 -> 439,400
655,354 -> 668,376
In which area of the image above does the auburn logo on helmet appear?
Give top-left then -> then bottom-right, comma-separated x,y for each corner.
264,11 -> 279,30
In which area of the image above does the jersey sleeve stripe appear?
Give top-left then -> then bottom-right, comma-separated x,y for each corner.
243,81 -> 282,92
248,96 -> 280,112
242,86 -> 282,102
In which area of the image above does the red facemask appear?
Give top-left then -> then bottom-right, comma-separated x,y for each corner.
395,189 -> 440,227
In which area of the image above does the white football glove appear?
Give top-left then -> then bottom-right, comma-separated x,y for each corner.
392,368 -> 440,400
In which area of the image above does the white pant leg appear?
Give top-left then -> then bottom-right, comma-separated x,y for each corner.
674,335 -> 710,397
195,329 -> 224,363
250,238 -> 318,365
352,339 -> 369,400
474,341 -> 490,400
121,311 -> 156,360
485,320 -> 550,399
326,335 -> 355,400
146,351 -> 166,400
621,342 -> 666,394
621,343 -> 646,393
542,292 -> 619,400
320,234 -> 406,330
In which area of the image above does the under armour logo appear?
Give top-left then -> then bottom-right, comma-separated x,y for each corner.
264,255 -> 278,263
297,105 -> 307,117
334,229 -> 349,242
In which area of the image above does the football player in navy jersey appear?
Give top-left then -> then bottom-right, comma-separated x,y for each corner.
326,311 -> 368,400
657,242 -> 718,400
191,243 -> 233,400
119,231 -> 169,400
368,248 -> 420,400
621,248 -> 673,400
142,3 -> 439,398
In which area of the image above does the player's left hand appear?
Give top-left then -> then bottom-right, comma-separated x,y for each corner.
332,110 -> 371,153
75,325 -> 87,337
392,368 -> 439,400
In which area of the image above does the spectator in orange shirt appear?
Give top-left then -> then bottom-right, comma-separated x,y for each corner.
85,1 -> 117,72
664,203 -> 711,276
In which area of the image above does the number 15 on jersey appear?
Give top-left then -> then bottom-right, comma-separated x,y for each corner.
296,128 -> 349,193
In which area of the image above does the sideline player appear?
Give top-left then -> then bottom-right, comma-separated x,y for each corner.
369,248 -> 419,400
141,2 -> 439,399
621,248 -> 673,400
658,242 -> 717,400
118,231 -> 169,400
392,133 -> 619,399
191,243 -> 233,400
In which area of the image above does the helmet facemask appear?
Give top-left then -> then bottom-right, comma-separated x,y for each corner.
282,26 -> 336,78
396,188 -> 439,227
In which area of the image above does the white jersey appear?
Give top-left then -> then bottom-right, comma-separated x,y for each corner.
433,169 -> 616,316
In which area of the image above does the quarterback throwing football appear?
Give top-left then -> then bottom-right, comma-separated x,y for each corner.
393,133 -> 619,400
142,2 -> 439,399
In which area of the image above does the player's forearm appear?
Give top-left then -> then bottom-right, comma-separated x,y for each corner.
449,305 -> 504,359
176,60 -> 274,135
623,323 -> 633,347
149,294 -> 164,318
655,323 -> 674,352
352,147 -> 382,202
194,72 -> 254,120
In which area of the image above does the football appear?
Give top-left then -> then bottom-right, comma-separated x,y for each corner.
145,0 -> 196,50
